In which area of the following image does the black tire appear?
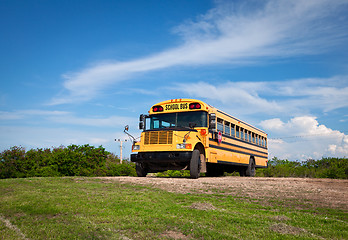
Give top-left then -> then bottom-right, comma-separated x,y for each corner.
190,150 -> 200,179
245,158 -> 256,177
136,162 -> 147,177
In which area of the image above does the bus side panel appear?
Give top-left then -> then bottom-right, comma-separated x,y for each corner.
209,151 -> 217,163
239,154 -> 250,165
209,147 -> 249,164
255,156 -> 268,167
209,139 -> 268,166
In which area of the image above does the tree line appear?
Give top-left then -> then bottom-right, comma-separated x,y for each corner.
0,145 -> 347,179
0,144 -> 136,179
256,157 -> 347,179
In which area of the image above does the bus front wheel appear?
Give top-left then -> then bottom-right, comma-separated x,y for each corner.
190,150 -> 200,179
136,162 -> 147,177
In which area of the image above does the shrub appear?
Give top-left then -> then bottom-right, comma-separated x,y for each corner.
1,145 -> 346,179
156,170 -> 191,178
314,157 -> 348,179
0,146 -> 26,178
0,145 -> 136,179
256,157 -> 348,179
25,148 -> 54,177
107,161 -> 137,176
35,165 -> 61,177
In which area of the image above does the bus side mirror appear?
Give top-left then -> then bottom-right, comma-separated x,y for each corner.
139,114 -> 145,122
139,114 -> 145,130
209,113 -> 216,130
124,125 -> 136,142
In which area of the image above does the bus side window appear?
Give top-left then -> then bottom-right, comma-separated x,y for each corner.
236,126 -> 240,138
252,133 -> 255,143
217,118 -> 224,132
231,124 -> 235,137
241,128 -> 244,140
224,121 -> 230,135
146,117 -> 151,130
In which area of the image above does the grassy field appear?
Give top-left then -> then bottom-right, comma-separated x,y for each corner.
0,177 -> 347,240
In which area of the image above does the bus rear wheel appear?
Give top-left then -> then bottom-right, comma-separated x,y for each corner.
190,150 -> 200,179
245,158 -> 256,177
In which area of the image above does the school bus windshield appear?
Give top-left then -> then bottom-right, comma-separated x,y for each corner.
146,111 -> 207,130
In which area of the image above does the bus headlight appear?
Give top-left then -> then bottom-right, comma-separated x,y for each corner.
133,145 -> 140,150
176,144 -> 186,149
176,143 -> 192,149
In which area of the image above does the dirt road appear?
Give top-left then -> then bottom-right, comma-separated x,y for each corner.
101,176 -> 348,210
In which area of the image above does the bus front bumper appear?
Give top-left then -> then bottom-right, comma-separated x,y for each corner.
131,151 -> 192,163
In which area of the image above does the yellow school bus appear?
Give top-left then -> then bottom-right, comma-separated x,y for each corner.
130,99 -> 268,178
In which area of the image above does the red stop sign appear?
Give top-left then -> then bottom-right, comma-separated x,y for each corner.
218,131 -> 222,143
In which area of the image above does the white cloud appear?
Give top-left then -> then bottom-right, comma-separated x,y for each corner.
0,109 -> 136,128
0,109 -> 139,157
0,111 -> 24,120
0,125 -> 134,157
51,0 -> 348,104
173,76 -> 348,116
0,110 -> 69,120
260,118 -> 284,130
174,81 -> 282,115
48,115 -> 135,128
260,116 -> 348,160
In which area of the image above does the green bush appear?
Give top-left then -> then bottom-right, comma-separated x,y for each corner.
0,146 -> 26,178
0,145 -> 136,179
107,162 -> 137,176
1,145 -> 346,179
314,157 -> 348,179
156,170 -> 191,178
256,157 -> 348,179
25,148 -> 55,177
35,165 -> 61,177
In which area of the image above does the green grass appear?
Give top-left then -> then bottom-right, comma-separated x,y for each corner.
0,177 -> 347,240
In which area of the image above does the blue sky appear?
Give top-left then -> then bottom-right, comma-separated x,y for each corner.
1,0 -> 348,160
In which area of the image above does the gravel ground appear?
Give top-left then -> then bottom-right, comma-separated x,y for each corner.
99,176 -> 348,210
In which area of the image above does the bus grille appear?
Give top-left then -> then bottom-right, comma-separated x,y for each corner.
144,131 -> 173,145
